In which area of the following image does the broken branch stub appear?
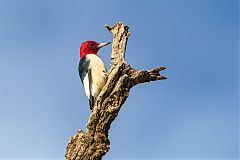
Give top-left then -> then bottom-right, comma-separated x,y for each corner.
105,22 -> 130,69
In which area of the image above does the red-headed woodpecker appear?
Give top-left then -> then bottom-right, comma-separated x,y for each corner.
78,40 -> 111,110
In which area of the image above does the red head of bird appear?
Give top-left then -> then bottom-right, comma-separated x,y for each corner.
80,40 -> 111,58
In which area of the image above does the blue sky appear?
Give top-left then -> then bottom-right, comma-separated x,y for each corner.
0,0 -> 238,159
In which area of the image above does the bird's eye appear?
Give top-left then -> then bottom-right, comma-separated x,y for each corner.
89,43 -> 94,47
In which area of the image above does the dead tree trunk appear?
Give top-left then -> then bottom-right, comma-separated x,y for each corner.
65,22 -> 166,160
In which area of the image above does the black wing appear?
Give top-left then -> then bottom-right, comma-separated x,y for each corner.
78,57 -> 94,110
88,69 -> 95,110
78,56 -> 90,83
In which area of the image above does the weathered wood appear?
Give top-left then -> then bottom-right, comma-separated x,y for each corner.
105,22 -> 130,69
65,22 -> 166,160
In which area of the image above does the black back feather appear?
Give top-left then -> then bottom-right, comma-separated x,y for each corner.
78,56 -> 95,110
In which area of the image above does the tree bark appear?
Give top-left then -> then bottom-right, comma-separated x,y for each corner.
65,22 -> 166,160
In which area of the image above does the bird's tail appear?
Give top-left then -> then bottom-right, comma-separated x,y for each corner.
89,95 -> 95,110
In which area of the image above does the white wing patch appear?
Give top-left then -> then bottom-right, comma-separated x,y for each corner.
83,73 -> 90,99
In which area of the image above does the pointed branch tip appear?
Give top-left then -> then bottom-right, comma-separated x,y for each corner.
160,76 -> 167,80
159,66 -> 166,71
105,24 -> 112,32
148,66 -> 166,73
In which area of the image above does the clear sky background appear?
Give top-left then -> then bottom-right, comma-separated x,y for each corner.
0,0 -> 238,159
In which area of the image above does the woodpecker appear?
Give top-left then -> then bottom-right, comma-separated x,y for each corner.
78,40 -> 111,110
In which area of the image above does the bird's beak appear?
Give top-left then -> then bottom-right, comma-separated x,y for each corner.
97,42 -> 111,49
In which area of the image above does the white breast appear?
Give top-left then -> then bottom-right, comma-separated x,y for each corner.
85,54 -> 107,97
